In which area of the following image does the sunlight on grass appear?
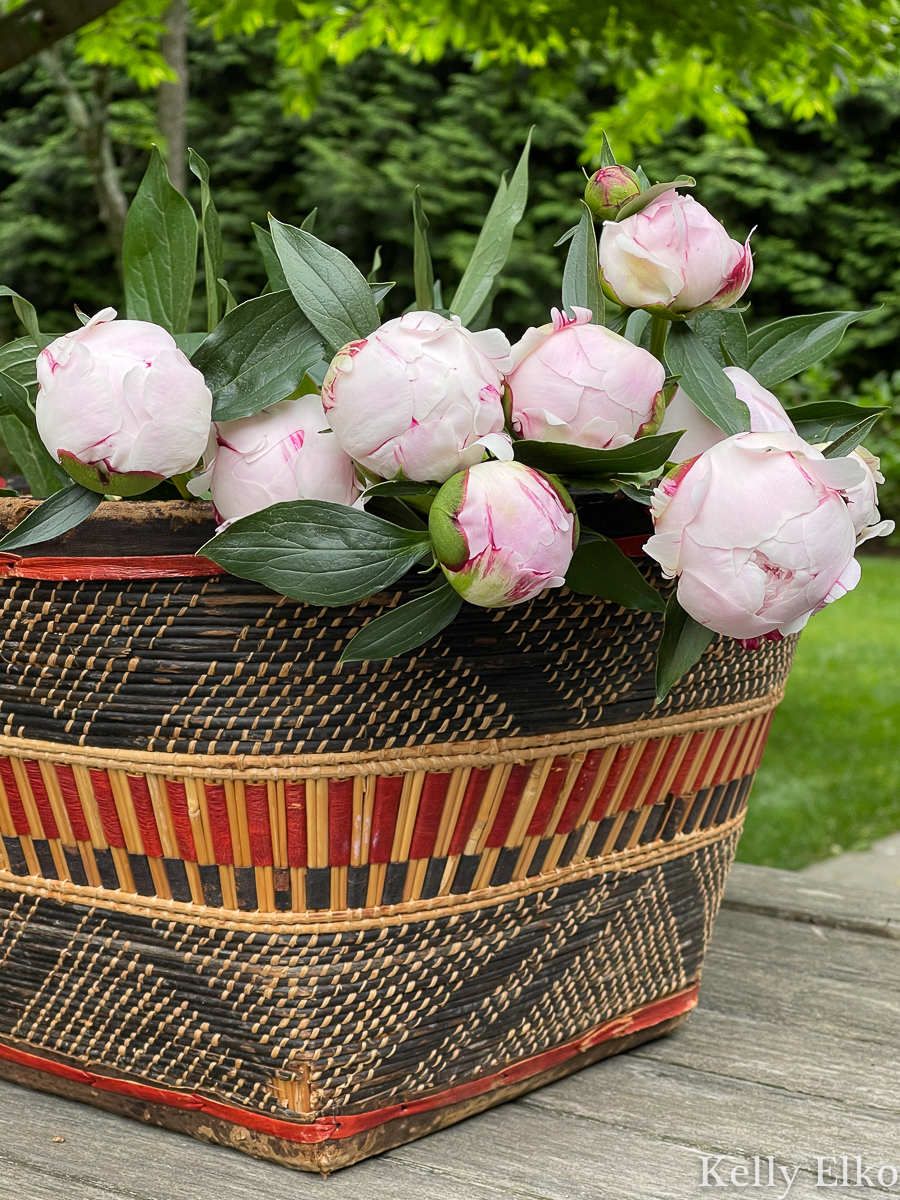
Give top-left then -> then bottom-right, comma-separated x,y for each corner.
737,555 -> 900,870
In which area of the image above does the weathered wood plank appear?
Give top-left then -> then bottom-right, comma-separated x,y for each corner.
724,861 -> 900,936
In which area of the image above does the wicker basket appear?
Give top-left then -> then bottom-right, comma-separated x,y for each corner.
0,496 -> 792,1173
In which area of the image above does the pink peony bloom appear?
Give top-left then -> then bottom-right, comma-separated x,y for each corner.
507,307 -> 666,448
322,311 -> 512,484
429,461 -> 578,607
36,308 -> 212,493
659,366 -> 795,461
598,192 -> 752,316
845,446 -> 895,546
644,431 -> 867,640
189,394 -> 360,525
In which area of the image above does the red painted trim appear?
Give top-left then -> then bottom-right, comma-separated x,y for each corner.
328,778 -> 354,868
0,553 -> 226,581
0,984 -> 698,1145
244,784 -> 273,867
285,782 -> 307,869
0,536 -> 646,583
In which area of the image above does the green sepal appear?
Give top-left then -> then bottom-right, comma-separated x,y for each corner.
57,451 -> 164,497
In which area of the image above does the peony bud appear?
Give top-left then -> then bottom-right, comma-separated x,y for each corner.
430,461 -> 578,607
36,308 -> 212,495
507,307 -> 666,448
659,366 -> 795,461
322,311 -> 512,484
644,431 -> 867,640
584,165 -> 642,221
844,446 -> 895,546
598,192 -> 752,317
188,394 -> 360,525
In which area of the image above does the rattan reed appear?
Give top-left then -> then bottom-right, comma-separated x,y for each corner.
0,498 -> 793,1172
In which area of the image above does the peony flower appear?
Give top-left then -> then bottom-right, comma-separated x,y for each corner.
36,307 -> 212,494
598,192 -> 752,316
844,446 -> 895,546
189,394 -> 360,524
429,460 -> 578,607
584,165 -> 642,222
659,366 -> 795,461
506,307 -> 666,449
322,311 -> 512,484
644,430 -> 867,640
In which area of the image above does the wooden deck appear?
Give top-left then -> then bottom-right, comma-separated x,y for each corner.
1,862 -> 898,1199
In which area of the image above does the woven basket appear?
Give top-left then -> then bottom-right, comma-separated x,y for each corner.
0,496 -> 792,1173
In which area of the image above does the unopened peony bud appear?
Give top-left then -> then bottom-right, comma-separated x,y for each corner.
845,447 -> 895,546
188,394 -> 360,525
507,307 -> 666,448
36,308 -> 212,495
659,366 -> 794,461
430,461 -> 578,607
599,192 -> 752,317
644,431 -> 866,641
584,164 -> 642,221
322,311 -> 512,484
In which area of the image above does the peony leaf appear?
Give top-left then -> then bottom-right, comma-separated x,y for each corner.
562,202 -> 604,325
192,290 -> 324,422
513,430 -> 684,477
0,368 -> 34,426
655,591 -> 714,703
363,480 -> 439,499
450,130 -> 532,326
412,187 -> 436,311
566,535 -> 665,612
821,411 -> 884,459
269,218 -> 381,350
370,280 -> 395,306
188,150 -> 226,334
0,416 -> 67,497
0,286 -> 45,347
201,500 -> 433,606
340,581 -> 462,662
252,222 -> 288,292
689,310 -> 749,369
665,324 -> 750,435
599,131 -> 617,168
0,482 -> 100,551
789,400 -> 888,444
123,146 -> 198,335
747,311 -> 872,388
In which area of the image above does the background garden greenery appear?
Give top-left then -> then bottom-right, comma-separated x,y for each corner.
1,17 -> 899,867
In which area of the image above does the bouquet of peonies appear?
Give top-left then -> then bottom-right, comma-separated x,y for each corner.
0,137 -> 891,698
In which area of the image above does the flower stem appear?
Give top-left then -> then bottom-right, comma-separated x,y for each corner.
649,314 -> 669,364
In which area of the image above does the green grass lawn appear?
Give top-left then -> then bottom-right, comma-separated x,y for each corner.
737,555 -> 900,870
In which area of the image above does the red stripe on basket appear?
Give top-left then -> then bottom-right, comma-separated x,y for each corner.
0,760 -> 30,835
163,781 -> 197,862
486,764 -> 532,848
448,768 -> 492,857
202,784 -> 233,865
329,779 -> 354,868
525,757 -> 569,838
695,729 -> 726,791
369,776 -> 404,865
0,553 -> 226,581
54,765 -> 89,842
669,731 -> 706,797
244,784 -> 273,867
408,773 -> 452,860
24,761 -> 58,839
88,770 -> 125,848
554,749 -> 604,834
285,783 -> 307,869
752,712 -> 776,770
0,984 -> 698,1145
642,737 -> 684,810
618,739 -> 664,812
589,744 -> 634,823
126,776 -> 163,859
